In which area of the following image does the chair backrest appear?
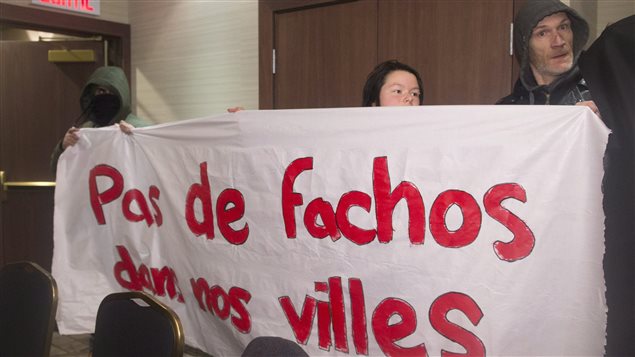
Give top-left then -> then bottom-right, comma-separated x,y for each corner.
242,336 -> 309,357
92,291 -> 184,357
0,261 -> 58,357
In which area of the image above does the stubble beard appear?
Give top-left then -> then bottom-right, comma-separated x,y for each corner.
529,50 -> 574,85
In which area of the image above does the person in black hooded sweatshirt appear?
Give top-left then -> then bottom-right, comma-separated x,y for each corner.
497,0 -> 600,117
579,15 -> 635,356
50,66 -> 151,174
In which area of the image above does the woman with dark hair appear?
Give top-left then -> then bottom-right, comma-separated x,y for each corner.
362,60 -> 424,107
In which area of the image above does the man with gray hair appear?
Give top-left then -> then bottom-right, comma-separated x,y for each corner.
497,0 -> 599,116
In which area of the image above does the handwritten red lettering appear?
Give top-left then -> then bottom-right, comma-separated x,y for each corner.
229,287 -> 252,334
185,162 -> 249,244
89,165 -> 124,225
113,245 -> 184,302
304,198 -> 340,240
216,188 -> 249,244
185,162 -> 215,239
89,164 -> 162,227
122,189 -> 155,226
209,285 -> 231,319
151,266 -> 182,300
373,298 -> 426,356
149,185 -> 163,226
190,277 -> 252,333
281,158 -> 535,262
373,156 -> 426,244
329,277 -> 349,353
430,292 -> 485,357
279,295 -> 317,345
350,278 -> 369,355
317,299 -> 332,350
282,157 -> 313,238
483,183 -> 535,261
336,191 -> 375,245
280,277 -> 487,356
430,190 -> 482,248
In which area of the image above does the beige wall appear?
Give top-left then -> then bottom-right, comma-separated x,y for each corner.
1,0 -> 259,123
130,1 -> 258,123
570,0 -> 598,42
0,0 -> 129,23
570,0 -> 635,44
596,0 -> 635,34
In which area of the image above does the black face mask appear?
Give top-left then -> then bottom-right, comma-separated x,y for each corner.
92,94 -> 121,126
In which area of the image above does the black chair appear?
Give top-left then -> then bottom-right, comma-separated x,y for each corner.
242,336 -> 309,357
92,291 -> 184,357
0,261 -> 58,357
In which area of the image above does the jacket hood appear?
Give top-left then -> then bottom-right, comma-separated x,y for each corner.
514,0 -> 589,91
79,66 -> 132,125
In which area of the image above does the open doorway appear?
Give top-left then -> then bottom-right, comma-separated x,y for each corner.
0,3 -> 130,271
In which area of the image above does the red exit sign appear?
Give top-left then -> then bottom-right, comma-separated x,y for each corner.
32,0 -> 100,16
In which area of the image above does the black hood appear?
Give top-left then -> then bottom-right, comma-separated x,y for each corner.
79,66 -> 132,126
514,0 -> 589,91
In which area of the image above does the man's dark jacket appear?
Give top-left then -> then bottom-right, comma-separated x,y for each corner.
579,15 -> 635,356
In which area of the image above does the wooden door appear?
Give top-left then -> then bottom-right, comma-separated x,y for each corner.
261,0 -> 523,108
272,0 -> 378,109
0,40 -> 104,270
378,0 -> 514,105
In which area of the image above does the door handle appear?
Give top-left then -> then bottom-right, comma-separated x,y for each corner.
0,171 -> 55,201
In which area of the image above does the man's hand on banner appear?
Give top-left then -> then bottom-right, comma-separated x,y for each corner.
576,100 -> 601,118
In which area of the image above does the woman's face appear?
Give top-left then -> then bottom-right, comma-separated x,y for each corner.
377,70 -> 421,106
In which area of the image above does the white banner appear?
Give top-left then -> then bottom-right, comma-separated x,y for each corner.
53,106 -> 609,356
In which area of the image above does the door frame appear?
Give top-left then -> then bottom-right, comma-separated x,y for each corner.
0,2 -> 131,78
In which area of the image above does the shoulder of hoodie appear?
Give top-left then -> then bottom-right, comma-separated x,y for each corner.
124,113 -> 152,128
